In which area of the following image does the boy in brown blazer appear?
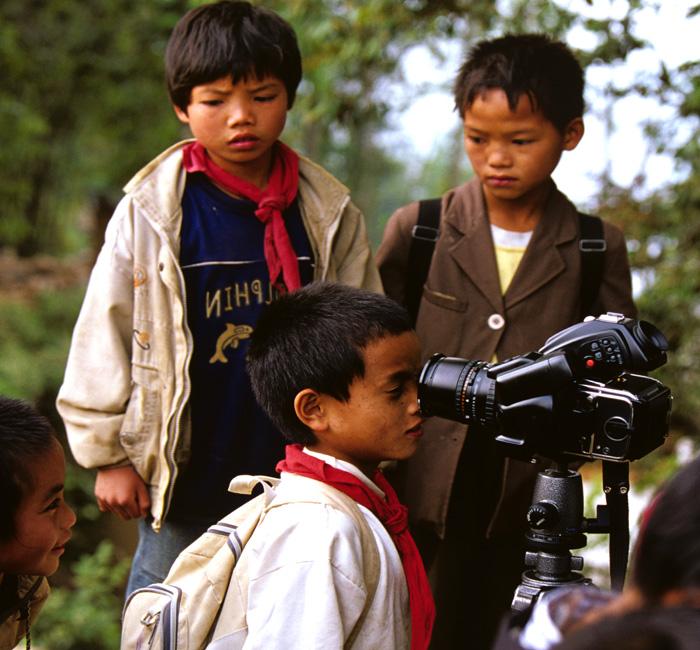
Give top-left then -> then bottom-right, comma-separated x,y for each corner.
376,34 -> 636,649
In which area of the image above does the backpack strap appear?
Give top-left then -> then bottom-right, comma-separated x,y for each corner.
578,213 -> 606,319
405,198 -> 442,326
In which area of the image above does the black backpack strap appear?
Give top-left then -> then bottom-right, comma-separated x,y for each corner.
578,213 -> 606,319
405,198 -> 441,325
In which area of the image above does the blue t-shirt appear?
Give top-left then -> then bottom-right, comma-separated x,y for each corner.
168,172 -> 314,524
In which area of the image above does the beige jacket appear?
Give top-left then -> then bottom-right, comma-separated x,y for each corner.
57,140 -> 381,531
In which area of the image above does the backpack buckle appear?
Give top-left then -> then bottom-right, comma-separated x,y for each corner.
411,225 -> 440,242
579,238 -> 606,252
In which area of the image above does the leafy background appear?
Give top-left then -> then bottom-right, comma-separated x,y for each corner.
1,1 -> 699,646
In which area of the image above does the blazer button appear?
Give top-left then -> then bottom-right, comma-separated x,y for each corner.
488,313 -> 505,330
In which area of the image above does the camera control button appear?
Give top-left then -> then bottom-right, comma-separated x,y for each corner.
487,313 -> 505,330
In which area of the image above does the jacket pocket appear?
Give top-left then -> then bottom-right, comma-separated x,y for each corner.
120,364 -> 162,482
421,286 -> 468,312
417,287 -> 470,357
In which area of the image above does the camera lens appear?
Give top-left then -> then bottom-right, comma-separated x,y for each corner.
418,354 -> 497,427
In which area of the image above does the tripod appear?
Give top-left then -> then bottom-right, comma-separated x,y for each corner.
511,460 -> 630,613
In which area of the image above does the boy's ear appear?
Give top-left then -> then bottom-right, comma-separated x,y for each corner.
293,389 -> 329,433
563,117 -> 585,151
173,104 -> 190,125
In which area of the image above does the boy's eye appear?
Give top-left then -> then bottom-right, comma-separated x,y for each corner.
42,498 -> 61,513
513,138 -> 533,145
388,385 -> 405,400
254,94 -> 277,103
202,99 -> 223,107
466,135 -> 484,145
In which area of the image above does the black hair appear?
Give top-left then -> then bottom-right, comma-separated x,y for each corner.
165,0 -> 302,111
630,454 -> 700,603
247,282 -> 413,445
453,33 -> 584,132
556,606 -> 700,650
0,397 -> 57,542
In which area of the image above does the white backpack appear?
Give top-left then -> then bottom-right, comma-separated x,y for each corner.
120,474 -> 380,650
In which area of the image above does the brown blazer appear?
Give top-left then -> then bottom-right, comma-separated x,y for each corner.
376,178 -> 636,539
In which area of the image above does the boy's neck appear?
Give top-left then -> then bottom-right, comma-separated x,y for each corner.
484,180 -> 552,233
304,446 -> 379,483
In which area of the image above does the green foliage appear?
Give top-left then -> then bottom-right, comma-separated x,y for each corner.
0,286 -> 85,400
32,541 -> 131,650
594,25 -> 700,435
1,0 -> 185,256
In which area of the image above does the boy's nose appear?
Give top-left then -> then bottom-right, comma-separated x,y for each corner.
62,502 -> 77,530
226,103 -> 254,127
408,384 -> 420,413
487,146 -> 512,168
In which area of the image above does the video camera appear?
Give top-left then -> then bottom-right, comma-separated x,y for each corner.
418,312 -> 672,463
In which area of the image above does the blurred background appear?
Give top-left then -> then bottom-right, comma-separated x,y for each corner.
2,1 -> 699,647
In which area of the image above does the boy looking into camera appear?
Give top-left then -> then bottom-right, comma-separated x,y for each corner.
246,282 -> 433,649
57,0 -> 380,595
377,33 -> 636,647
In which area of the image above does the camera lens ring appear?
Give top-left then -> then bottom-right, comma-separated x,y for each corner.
458,361 -> 491,422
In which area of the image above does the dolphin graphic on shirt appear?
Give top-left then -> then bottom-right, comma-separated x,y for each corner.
209,323 -> 254,364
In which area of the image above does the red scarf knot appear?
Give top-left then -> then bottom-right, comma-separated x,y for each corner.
379,502 -> 409,536
181,140 -> 302,291
255,195 -> 287,221
276,444 -> 435,650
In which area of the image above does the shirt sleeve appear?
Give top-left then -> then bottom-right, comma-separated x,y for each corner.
375,202 -> 420,305
331,199 -> 384,293
56,197 -> 136,468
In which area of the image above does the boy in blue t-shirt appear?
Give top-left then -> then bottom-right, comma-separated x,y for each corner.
57,0 -> 381,595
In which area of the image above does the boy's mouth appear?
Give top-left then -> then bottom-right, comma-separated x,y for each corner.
229,134 -> 260,150
406,423 -> 423,439
52,534 -> 71,553
487,175 -> 517,187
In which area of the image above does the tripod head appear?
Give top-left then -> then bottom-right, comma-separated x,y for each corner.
512,460 -> 630,613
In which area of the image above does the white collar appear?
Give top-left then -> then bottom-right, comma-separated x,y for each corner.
300,447 -> 385,498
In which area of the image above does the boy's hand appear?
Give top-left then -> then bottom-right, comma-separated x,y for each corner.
95,465 -> 151,520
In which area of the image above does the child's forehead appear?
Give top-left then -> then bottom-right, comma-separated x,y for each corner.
464,88 -> 554,128
361,331 -> 421,371
197,71 -> 285,89
469,87 -> 539,115
21,439 -> 65,502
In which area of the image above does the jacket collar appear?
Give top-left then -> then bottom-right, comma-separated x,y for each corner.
443,178 -> 579,311
122,140 -> 350,258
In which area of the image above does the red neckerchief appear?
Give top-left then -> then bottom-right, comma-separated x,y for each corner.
182,140 -> 302,291
276,444 -> 435,650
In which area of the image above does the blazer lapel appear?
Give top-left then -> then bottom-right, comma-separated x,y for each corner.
504,186 -> 578,309
443,180 -> 504,313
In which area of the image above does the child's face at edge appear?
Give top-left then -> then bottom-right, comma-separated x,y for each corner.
305,331 -> 424,477
174,74 -> 288,189
0,439 -> 76,577
463,88 -> 583,210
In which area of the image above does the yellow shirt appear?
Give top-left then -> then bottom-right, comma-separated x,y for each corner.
491,224 -> 532,362
491,223 -> 532,294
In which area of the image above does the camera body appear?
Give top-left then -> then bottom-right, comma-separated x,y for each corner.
418,313 -> 672,462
